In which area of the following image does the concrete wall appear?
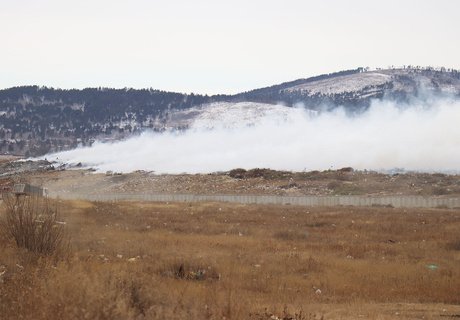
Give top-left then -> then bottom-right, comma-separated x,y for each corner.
12,184 -> 46,197
51,192 -> 460,209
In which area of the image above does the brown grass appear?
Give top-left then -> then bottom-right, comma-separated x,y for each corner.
0,194 -> 66,256
1,199 -> 460,319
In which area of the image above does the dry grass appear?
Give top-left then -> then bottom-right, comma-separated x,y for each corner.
0,194 -> 66,256
1,199 -> 460,319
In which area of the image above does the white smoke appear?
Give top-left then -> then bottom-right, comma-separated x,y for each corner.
45,97 -> 460,174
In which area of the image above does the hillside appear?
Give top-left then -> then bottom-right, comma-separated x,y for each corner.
1,67 -> 459,156
235,67 -> 460,109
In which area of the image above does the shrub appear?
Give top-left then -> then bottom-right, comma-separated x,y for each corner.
159,261 -> 220,281
274,229 -> 309,241
0,194 -> 65,255
447,240 -> 460,251
432,187 -> 449,195
229,168 -> 247,179
228,168 -> 291,180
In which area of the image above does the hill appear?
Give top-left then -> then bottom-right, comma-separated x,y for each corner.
1,66 -> 459,156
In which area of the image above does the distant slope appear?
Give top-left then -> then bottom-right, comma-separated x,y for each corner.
165,101 -> 310,129
233,68 -> 363,105
234,67 -> 460,110
0,87 -> 217,155
1,67 -> 459,156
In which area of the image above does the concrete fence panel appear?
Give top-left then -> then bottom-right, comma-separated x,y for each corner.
48,192 -> 460,209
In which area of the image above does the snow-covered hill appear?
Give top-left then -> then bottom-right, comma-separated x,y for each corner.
2,67 -> 460,156
285,71 -> 392,95
165,68 -> 460,129
166,102 -> 312,129
283,68 -> 460,97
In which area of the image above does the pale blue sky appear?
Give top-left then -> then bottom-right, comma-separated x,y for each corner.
1,0 -> 459,94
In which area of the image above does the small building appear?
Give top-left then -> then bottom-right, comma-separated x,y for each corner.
12,184 -> 47,197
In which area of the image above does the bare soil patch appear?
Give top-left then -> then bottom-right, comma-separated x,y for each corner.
14,166 -> 460,198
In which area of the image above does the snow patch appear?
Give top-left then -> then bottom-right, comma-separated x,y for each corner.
285,72 -> 392,95
168,102 -> 315,129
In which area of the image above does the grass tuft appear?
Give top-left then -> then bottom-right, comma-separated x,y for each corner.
0,194 -> 66,256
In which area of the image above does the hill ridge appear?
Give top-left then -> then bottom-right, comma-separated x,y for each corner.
1,66 -> 459,156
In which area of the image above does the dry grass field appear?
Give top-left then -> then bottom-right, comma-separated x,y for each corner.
0,198 -> 459,319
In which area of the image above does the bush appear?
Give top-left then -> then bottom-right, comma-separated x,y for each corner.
0,194 -> 65,255
159,260 -> 220,281
228,168 -> 247,179
274,229 -> 309,241
447,240 -> 460,251
228,168 -> 291,180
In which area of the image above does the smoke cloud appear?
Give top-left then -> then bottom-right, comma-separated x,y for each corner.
46,97 -> 460,174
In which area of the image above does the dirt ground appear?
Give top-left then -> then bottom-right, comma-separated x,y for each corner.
17,166 -> 460,198
1,158 -> 460,198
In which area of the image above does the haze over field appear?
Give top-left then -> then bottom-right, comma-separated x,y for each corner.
46,96 -> 460,174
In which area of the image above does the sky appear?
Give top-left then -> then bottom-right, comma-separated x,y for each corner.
1,0 -> 459,94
